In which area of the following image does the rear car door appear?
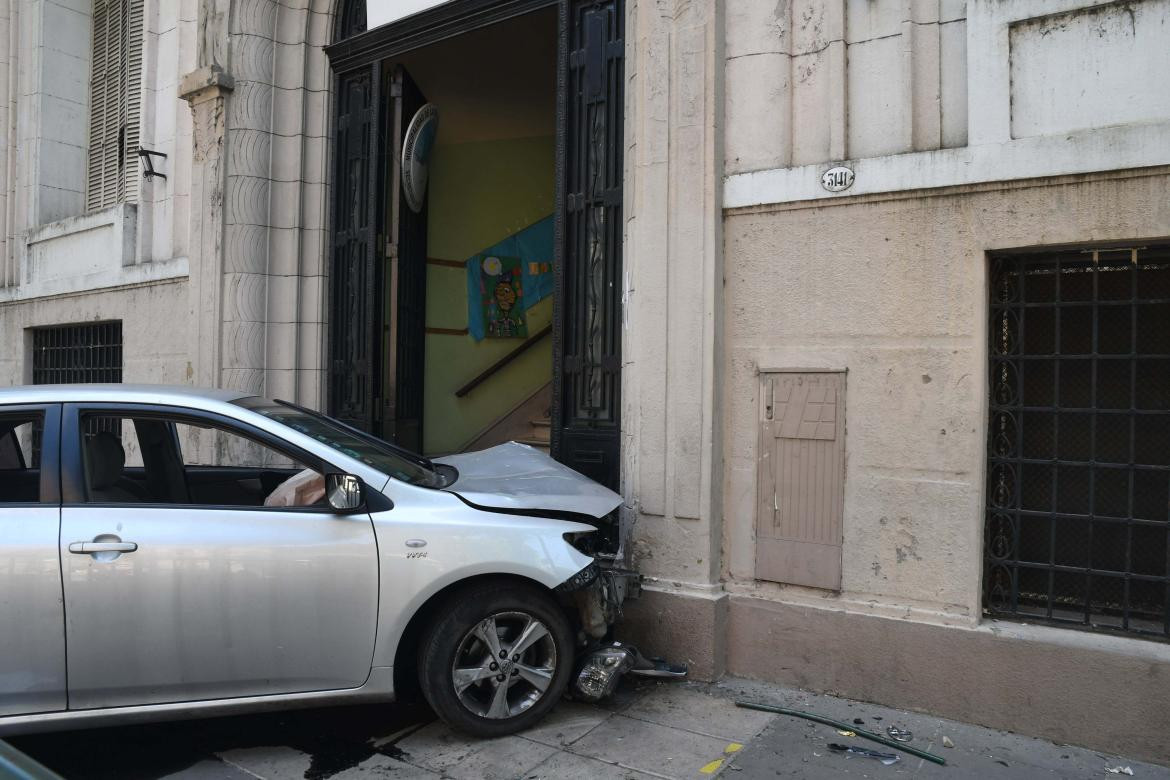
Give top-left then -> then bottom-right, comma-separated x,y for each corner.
58,403 -> 379,709
0,404 -> 65,716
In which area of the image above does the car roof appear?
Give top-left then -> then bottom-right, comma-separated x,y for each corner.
0,384 -> 251,408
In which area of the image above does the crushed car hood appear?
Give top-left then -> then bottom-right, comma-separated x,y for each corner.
435,442 -> 622,519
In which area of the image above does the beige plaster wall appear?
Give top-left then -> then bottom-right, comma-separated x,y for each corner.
703,167 -> 1170,761
724,0 -> 967,176
722,167 -> 1170,620
0,278 -> 191,386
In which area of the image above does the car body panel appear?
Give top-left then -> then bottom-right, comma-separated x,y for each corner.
369,475 -> 595,668
436,442 -> 622,518
0,507 -> 66,718
0,667 -> 398,737
0,404 -> 65,718
59,506 -> 380,709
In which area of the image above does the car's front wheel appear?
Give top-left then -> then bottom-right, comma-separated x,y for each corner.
417,581 -> 573,737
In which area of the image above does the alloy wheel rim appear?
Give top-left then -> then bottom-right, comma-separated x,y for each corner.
450,611 -> 557,719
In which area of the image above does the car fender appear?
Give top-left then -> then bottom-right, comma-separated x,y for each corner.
368,484 -> 595,669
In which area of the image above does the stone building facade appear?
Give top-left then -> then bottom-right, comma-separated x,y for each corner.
0,0 -> 1168,763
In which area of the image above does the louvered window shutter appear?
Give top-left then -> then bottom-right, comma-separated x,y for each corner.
85,0 -> 143,213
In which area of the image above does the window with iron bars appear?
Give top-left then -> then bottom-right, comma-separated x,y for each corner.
985,245 -> 1170,639
31,322 -> 124,460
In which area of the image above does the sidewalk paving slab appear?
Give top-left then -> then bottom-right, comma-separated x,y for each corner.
567,713 -> 737,779
519,700 -> 613,748
523,750 -> 662,779
619,684 -> 776,743
394,724 -> 557,779
142,676 -> 1170,780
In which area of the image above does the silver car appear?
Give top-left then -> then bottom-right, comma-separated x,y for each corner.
0,385 -> 637,737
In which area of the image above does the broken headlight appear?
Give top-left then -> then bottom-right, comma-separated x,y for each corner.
555,561 -> 600,593
573,644 -> 634,702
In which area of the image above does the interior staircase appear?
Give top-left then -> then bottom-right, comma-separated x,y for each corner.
516,408 -> 551,453
458,381 -> 552,454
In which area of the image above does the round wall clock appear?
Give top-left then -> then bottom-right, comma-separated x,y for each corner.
402,103 -> 439,213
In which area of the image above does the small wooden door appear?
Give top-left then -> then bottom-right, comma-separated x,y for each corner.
756,372 -> 846,590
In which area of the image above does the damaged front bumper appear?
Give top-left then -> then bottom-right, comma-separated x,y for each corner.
556,561 -> 641,639
556,560 -> 687,701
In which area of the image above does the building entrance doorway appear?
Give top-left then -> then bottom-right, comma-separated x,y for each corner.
326,0 -> 625,496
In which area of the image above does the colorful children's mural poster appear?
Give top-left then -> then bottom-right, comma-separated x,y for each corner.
477,254 -> 528,339
466,216 -> 554,340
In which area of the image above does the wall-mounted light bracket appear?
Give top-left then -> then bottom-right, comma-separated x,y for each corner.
138,148 -> 168,181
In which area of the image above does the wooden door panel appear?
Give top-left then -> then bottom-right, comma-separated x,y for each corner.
756,372 -> 846,590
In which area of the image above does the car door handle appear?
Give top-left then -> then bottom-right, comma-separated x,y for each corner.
68,541 -> 138,554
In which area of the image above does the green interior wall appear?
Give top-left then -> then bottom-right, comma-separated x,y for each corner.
422,135 -> 555,455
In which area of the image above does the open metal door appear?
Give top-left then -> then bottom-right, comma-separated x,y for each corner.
329,64 -> 383,432
328,63 -> 427,448
384,66 -> 428,452
555,0 -> 624,494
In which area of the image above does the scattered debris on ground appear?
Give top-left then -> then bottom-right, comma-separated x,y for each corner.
886,726 -> 913,742
828,743 -> 900,765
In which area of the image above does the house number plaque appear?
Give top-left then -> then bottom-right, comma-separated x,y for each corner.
821,166 -> 855,192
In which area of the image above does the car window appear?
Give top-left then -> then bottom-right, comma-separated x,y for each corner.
172,420 -> 326,508
234,397 -> 449,488
0,415 -> 43,503
79,413 -> 326,509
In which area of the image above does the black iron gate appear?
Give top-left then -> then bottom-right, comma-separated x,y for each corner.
986,245 -> 1170,639
328,64 -> 382,432
554,0 -> 624,493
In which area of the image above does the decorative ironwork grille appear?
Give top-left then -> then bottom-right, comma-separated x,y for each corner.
336,0 -> 367,42
556,0 -> 623,494
328,64 -> 381,432
985,246 -> 1170,639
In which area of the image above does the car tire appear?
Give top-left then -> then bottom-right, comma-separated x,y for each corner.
417,581 -> 574,738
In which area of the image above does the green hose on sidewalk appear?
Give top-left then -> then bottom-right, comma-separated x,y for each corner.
735,700 -> 948,766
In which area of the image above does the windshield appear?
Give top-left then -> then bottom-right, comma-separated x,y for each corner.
234,397 -> 448,488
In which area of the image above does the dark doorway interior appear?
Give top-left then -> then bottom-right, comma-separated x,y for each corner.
326,0 -> 626,500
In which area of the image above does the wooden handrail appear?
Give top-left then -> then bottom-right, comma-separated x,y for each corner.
455,324 -> 553,398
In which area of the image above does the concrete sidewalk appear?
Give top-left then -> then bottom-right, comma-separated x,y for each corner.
183,678 -> 1169,780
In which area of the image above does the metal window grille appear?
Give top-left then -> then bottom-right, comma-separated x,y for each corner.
32,322 -> 123,385
85,0 -> 144,212
31,323 -> 124,460
985,245 -> 1170,639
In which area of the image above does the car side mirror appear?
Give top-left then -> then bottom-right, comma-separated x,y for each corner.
326,473 -> 365,513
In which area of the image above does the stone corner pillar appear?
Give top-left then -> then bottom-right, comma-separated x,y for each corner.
621,0 -> 727,670
179,64 -> 235,392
